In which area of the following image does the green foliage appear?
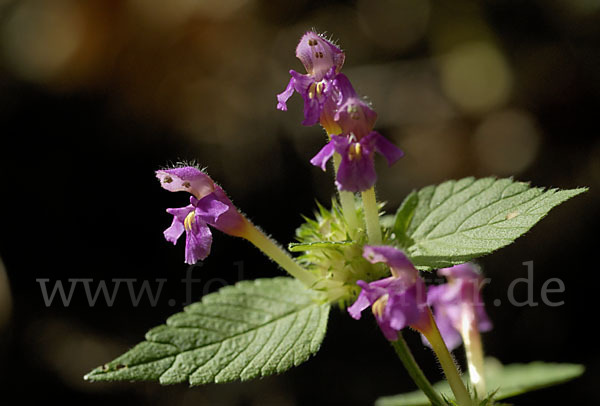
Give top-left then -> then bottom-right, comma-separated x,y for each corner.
85,277 -> 330,385
375,360 -> 585,406
392,177 -> 586,270
288,240 -> 353,252
393,190 -> 419,248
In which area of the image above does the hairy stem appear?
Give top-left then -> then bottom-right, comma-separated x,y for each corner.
242,220 -> 317,287
461,304 -> 486,396
421,310 -> 473,406
361,187 -> 382,244
391,333 -> 446,406
332,153 -> 360,237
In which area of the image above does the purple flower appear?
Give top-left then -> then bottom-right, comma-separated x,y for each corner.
295,32 -> 345,81
309,74 -> 403,192
348,246 -> 429,341
332,74 -> 377,139
426,263 -> 493,350
310,132 -> 403,192
156,166 -> 246,264
277,32 -> 345,126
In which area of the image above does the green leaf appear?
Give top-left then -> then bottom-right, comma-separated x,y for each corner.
394,177 -> 586,270
288,240 -> 353,252
375,360 -> 585,406
393,190 -> 419,248
84,277 -> 330,385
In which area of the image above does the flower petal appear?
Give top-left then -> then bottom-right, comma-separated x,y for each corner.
426,264 -> 493,348
476,303 -> 493,332
373,132 -> 404,166
166,204 -> 195,222
163,215 -> 185,244
347,289 -> 371,320
276,76 -> 295,111
362,245 -> 417,281
193,193 -> 230,225
333,75 -> 378,139
156,166 -> 215,200
376,315 -> 402,341
439,263 -> 481,280
208,186 -> 246,236
309,140 -> 336,171
295,32 -> 345,81
184,219 -> 212,264
336,157 -> 375,192
332,135 -> 377,192
287,70 -> 324,126
332,73 -> 357,101
374,281 -> 428,341
349,250 -> 428,341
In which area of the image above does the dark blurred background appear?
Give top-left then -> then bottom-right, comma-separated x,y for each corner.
0,0 -> 599,404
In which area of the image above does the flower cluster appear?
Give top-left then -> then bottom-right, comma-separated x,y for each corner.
156,33 -> 492,354
277,32 -> 403,192
347,247 -> 492,347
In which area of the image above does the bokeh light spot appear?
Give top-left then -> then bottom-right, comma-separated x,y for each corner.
473,109 -> 541,175
2,0 -> 85,83
440,41 -> 512,114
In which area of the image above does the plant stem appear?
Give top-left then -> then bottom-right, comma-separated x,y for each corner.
242,220 -> 317,287
391,333 -> 446,406
332,153 -> 360,237
422,311 -> 473,406
461,304 -> 486,396
361,187 -> 382,244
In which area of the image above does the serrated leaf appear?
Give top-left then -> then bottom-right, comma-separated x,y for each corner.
395,177 -> 586,270
375,360 -> 584,406
85,277 -> 330,385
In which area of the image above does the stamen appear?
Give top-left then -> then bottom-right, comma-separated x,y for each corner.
372,294 -> 389,318
308,82 -> 316,99
183,211 -> 196,232
316,81 -> 324,96
348,142 -> 362,161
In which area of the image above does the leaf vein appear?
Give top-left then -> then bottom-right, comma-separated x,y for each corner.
414,179 -> 495,236
277,306 -> 312,370
422,189 -> 541,242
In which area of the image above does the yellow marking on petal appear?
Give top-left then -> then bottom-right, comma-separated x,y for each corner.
316,81 -> 324,96
183,211 -> 196,232
372,294 -> 389,319
162,176 -> 173,183
308,82 -> 316,99
348,142 -> 362,161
